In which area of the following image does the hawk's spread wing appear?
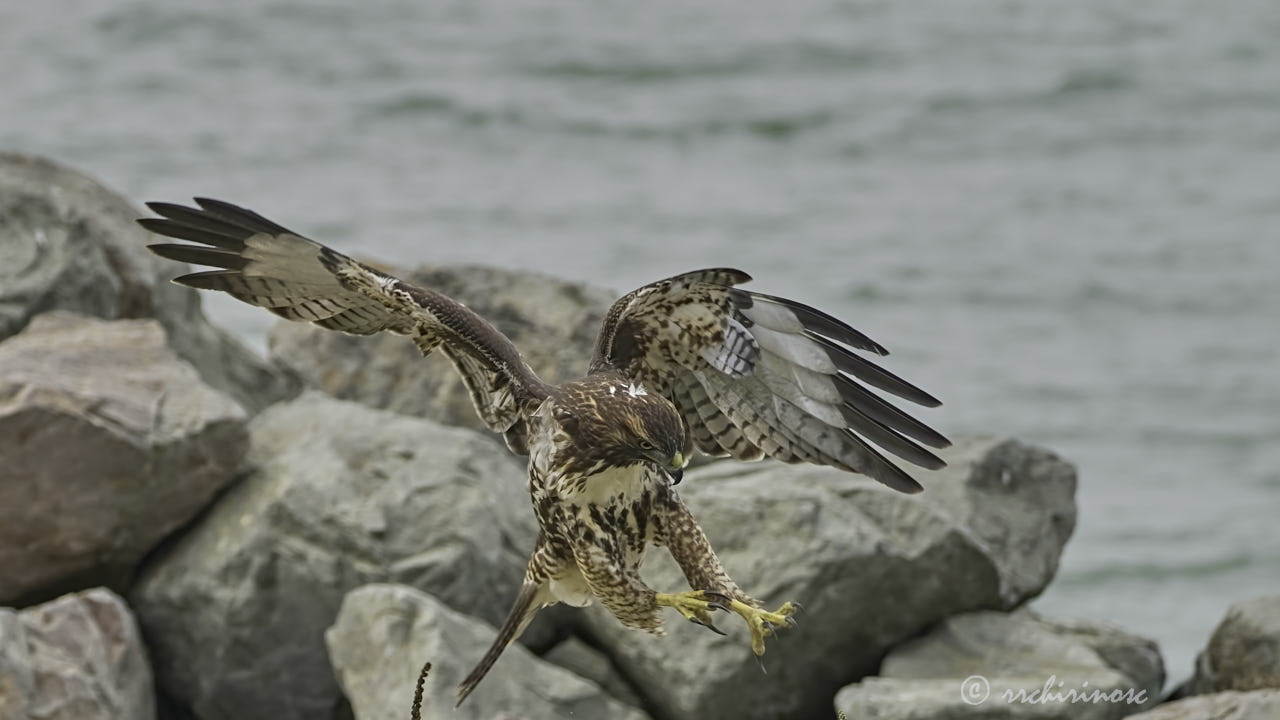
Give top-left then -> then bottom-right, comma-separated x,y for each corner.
140,198 -> 549,441
589,269 -> 949,493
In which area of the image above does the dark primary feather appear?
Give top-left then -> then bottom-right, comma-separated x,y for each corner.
736,291 -> 889,356
809,333 -> 942,407
191,196 -> 294,235
833,373 -> 949,448
147,243 -> 248,270
137,217 -> 244,249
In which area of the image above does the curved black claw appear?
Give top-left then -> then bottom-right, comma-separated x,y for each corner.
785,615 -> 799,629
754,653 -> 768,675
695,617 -> 728,636
701,590 -> 733,613
790,601 -> 804,614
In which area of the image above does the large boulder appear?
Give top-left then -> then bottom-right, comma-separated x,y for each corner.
267,263 -> 615,431
0,588 -> 154,720
834,609 -> 1163,719
130,392 -> 550,720
575,436 -> 1078,720
1127,690 -> 1280,720
0,313 -> 248,607
0,151 -> 298,413
326,584 -> 651,720
1186,595 -> 1280,694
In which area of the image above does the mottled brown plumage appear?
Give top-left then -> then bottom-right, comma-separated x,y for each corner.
139,198 -> 949,705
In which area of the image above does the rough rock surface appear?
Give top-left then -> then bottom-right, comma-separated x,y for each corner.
326,584 -> 651,720
0,151 -> 297,413
543,636 -> 647,710
1187,595 -> 1280,694
0,588 -> 154,720
0,313 -> 248,606
834,609 -> 1163,720
1127,690 -> 1280,720
267,263 -> 615,431
130,392 -> 548,720
575,436 -> 1077,720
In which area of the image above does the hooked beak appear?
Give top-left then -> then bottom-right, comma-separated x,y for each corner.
667,451 -> 685,485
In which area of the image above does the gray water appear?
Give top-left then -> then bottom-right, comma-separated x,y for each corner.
5,0 -> 1279,686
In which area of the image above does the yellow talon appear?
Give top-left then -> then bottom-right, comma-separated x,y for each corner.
656,591 -> 799,655
655,590 -> 721,631
719,597 -> 798,655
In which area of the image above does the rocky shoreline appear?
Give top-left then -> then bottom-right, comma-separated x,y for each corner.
2,153 -> 1276,720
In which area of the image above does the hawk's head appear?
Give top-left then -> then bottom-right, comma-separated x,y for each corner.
552,377 -> 688,484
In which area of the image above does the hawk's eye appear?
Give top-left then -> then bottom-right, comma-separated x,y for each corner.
638,439 -> 655,451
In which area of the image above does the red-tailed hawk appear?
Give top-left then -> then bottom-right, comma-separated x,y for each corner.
139,198 -> 949,705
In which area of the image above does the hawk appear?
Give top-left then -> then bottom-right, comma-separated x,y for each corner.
139,198 -> 950,705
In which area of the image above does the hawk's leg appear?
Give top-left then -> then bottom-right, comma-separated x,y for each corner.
572,536 -> 668,634
656,489 -> 800,655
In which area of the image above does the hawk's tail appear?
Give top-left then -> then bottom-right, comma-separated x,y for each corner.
456,580 -> 545,706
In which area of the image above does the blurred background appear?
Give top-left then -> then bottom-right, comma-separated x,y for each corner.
4,0 -> 1277,683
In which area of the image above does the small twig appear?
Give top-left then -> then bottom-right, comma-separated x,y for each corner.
411,661 -> 432,720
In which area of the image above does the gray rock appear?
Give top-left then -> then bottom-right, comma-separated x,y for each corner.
0,313 -> 248,606
267,263 -> 615,432
0,588 -> 154,720
130,392 -> 550,720
326,584 -> 651,720
834,609 -> 1163,720
543,636 -> 647,710
1187,595 -> 1280,694
1032,615 -> 1166,703
576,436 -> 1077,720
0,151 -> 297,413
1126,690 -> 1280,720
